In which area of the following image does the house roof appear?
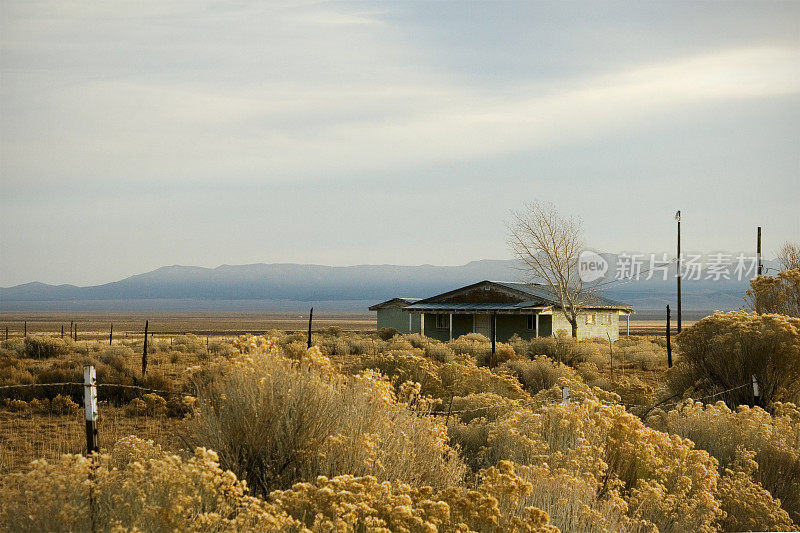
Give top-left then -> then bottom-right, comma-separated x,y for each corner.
403,302 -> 553,312
491,281 -> 629,308
403,280 -> 630,313
368,297 -> 421,310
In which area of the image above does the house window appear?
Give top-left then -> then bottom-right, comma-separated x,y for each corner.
600,313 -> 611,325
527,315 -> 535,330
585,313 -> 595,325
436,314 -> 449,329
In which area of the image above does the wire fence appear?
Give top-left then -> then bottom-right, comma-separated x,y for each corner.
0,381 -> 188,396
1,378 -> 758,415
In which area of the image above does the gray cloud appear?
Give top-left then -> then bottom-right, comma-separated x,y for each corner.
1,1 -> 798,286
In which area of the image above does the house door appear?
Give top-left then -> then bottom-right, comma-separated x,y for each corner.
474,314 -> 491,338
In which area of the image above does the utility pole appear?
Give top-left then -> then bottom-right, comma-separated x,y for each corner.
675,210 -> 682,333
757,226 -> 763,276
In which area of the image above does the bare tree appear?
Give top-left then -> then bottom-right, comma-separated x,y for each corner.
777,241 -> 800,271
507,201 -> 588,338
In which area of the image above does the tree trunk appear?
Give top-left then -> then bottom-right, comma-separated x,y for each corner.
570,318 -> 578,338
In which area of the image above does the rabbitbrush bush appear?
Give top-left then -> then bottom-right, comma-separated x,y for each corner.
0,436 -> 299,532
0,437 -> 560,532
186,336 -> 466,495
649,399 -> 800,526
451,385 -> 727,533
674,311 -> 800,406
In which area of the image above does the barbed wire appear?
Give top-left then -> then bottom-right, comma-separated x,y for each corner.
0,381 -> 190,396
1,379 -> 757,420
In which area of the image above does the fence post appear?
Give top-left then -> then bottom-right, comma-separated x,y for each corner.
61,325 -> 64,338
74,323 -> 78,341
5,326 -> 7,341
666,305 -> 672,368
142,320 -> 149,376
491,311 -> 497,360
24,321 -> 27,338
307,308 -> 314,350
561,385 -> 570,403
109,323 -> 113,345
84,365 -> 98,453
445,394 -> 454,427
752,374 -> 760,407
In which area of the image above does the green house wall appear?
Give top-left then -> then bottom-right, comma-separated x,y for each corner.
376,308 -> 420,334
410,311 -> 617,341
418,313 -> 554,342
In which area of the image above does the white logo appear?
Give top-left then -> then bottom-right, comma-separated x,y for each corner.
579,250 -> 608,282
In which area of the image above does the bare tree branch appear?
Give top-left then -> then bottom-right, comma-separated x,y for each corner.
507,201 -> 590,338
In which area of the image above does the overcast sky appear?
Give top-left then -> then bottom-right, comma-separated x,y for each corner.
1,1 -> 798,287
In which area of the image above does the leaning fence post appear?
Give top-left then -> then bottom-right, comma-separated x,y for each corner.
752,374 -> 760,407
84,365 -> 98,453
561,385 -> 570,403
445,394 -> 454,427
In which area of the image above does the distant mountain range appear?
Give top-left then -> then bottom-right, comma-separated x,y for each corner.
1,257 -> 775,312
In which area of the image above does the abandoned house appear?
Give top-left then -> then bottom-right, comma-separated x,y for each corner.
369,280 -> 632,341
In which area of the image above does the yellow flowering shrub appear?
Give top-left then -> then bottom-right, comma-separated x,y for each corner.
186,337 -> 466,495
499,356 -> 579,395
674,311 -> 800,406
479,399 -> 723,532
438,357 -> 527,400
746,268 -> 800,316
649,400 -> 800,525
271,461 -> 558,532
715,448 -> 795,531
0,436 -> 298,532
350,351 -> 446,397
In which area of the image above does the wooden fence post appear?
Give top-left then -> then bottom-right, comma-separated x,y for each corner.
109,324 -> 113,345
84,365 -> 98,453
307,308 -> 314,350
24,321 -> 27,338
444,394 -> 454,427
61,325 -> 64,338
74,323 -> 78,341
666,305 -> 672,368
142,320 -> 149,376
491,312 -> 497,365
